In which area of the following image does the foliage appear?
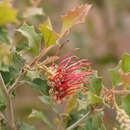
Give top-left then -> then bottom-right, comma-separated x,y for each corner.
0,0 -> 130,130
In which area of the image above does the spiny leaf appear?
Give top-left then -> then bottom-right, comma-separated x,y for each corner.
87,92 -> 103,105
0,44 -> 11,64
17,24 -> 42,55
109,67 -> 122,86
61,4 -> 92,35
29,109 -> 52,128
0,27 -> 10,44
0,1 -> 18,24
26,70 -> 40,80
39,18 -> 59,47
12,52 -> 25,71
120,53 -> 130,73
20,79 -> 49,95
39,96 -> 51,105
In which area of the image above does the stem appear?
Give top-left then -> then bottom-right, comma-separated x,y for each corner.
113,90 -> 130,95
30,44 -> 57,67
8,70 -> 24,94
0,112 -> 8,122
66,111 -> 91,130
0,74 -> 16,130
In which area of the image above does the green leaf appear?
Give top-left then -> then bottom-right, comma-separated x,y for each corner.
12,52 -> 25,71
29,109 -> 52,128
0,73 -> 7,111
39,18 -> 59,47
0,1 -> 18,24
61,4 -> 92,34
0,90 -> 6,111
19,122 -> 36,130
0,44 -> 11,64
87,92 -> 103,105
0,27 -> 10,44
89,77 -> 103,96
122,94 -> 130,117
121,53 -> 130,73
21,79 -> 49,95
17,24 -> 42,55
39,95 -> 51,105
0,66 -> 18,85
109,67 -> 122,86
26,70 -> 40,80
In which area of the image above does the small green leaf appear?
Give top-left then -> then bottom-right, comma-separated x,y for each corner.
109,67 -> 122,86
0,73 -> 7,111
29,109 -> 52,128
89,77 -> 103,96
39,95 -> 51,105
12,52 -> 25,71
122,94 -> 130,117
17,24 -> 42,55
26,70 -> 40,80
0,89 -> 6,111
87,92 -> 103,105
0,66 -> 18,85
121,53 -> 130,73
21,79 -> 49,95
0,1 -> 18,24
0,27 -> 10,44
39,18 -> 59,47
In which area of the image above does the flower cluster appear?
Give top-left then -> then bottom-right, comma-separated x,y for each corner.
48,51 -> 92,103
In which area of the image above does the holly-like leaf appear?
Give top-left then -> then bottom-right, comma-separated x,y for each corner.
0,44 -> 11,64
39,18 -> 59,47
0,74 -> 7,111
87,92 -> 103,105
0,1 -> 18,24
0,27 -> 10,44
61,4 -> 92,35
109,67 -> 122,86
120,53 -> 130,73
120,72 -> 130,86
12,52 -> 25,71
20,79 -> 49,95
39,96 -> 51,105
29,109 -> 52,128
26,70 -> 40,80
122,94 -> 130,117
89,77 -> 103,96
17,24 -> 42,55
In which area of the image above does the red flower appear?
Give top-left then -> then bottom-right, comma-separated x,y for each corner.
48,49 -> 92,103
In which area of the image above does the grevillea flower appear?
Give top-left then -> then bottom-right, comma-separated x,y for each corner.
48,49 -> 92,103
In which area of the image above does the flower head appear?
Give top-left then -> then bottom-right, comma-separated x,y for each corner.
48,49 -> 92,103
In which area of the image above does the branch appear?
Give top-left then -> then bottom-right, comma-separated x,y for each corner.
0,74 -> 16,130
66,110 -> 91,130
113,90 -> 130,95
8,70 -> 24,94
0,112 -> 7,122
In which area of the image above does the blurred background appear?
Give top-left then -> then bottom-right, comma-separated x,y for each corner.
10,0 -> 130,129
